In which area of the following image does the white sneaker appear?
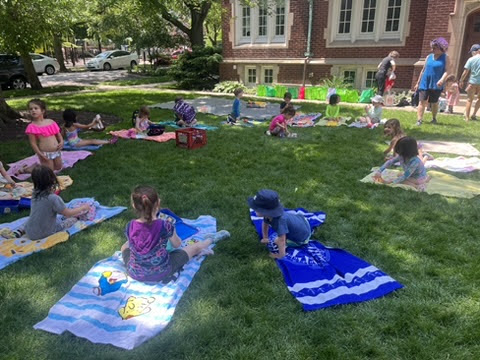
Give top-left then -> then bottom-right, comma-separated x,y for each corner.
265,130 -> 271,136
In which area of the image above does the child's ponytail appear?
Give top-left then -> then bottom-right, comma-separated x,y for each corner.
131,186 -> 159,223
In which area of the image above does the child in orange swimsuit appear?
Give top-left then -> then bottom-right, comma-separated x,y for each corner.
25,99 -> 63,172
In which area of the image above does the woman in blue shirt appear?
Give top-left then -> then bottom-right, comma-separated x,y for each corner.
414,38 -> 451,126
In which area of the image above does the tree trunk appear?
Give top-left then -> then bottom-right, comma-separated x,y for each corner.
98,38 -> 102,53
53,33 -> 68,72
19,52 -> 43,90
0,96 -> 21,128
190,10 -> 206,47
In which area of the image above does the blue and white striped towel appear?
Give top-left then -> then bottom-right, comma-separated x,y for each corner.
34,215 -> 216,350
250,208 -> 403,311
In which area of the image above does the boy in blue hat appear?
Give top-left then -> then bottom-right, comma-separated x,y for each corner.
248,189 -> 311,259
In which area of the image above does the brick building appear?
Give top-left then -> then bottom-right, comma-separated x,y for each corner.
220,0 -> 480,91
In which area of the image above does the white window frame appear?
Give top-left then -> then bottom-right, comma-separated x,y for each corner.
263,67 -> 274,84
257,1 -> 268,43
273,0 -> 286,42
240,6 -> 252,44
364,69 -> 377,88
245,66 -> 258,86
328,0 -> 410,46
234,0 -> 289,47
343,70 -> 357,85
359,0 -> 377,37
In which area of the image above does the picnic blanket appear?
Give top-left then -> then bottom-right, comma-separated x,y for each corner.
361,169 -> 480,198
249,208 -> 402,311
6,151 -> 93,181
151,97 -> 298,120
289,113 -> 322,127
109,129 -> 176,143
34,215 -> 217,350
0,198 -> 126,270
155,121 -> 218,131
63,144 -> 103,151
0,176 -> 73,201
425,156 -> 480,173
316,117 -> 349,127
418,141 -> 480,156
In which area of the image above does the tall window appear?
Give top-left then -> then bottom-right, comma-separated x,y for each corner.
247,68 -> 257,84
365,71 -> 376,88
361,0 -> 376,33
242,7 -> 251,37
264,68 -> 274,84
338,0 -> 352,34
343,71 -> 356,85
385,0 -> 402,32
258,2 -> 268,37
275,0 -> 286,36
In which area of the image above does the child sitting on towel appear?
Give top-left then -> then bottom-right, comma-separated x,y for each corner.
266,106 -> 296,138
359,95 -> 384,127
227,88 -> 244,124
63,109 -> 117,147
173,97 -> 197,127
374,137 -> 430,191
134,106 -> 153,134
121,185 -> 230,283
248,189 -> 311,259
280,92 -> 292,113
325,94 -> 341,122
23,165 -> 90,240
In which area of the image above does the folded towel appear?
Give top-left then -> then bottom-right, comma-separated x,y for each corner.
63,144 -> 103,151
0,198 -> 126,270
250,208 -> 403,311
34,215 -> 216,350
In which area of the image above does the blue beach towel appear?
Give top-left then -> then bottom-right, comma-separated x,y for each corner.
34,215 -> 217,350
250,208 -> 403,311
0,198 -> 126,270
62,144 -> 103,151
155,121 -> 218,131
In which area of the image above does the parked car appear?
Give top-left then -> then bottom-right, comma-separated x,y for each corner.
86,50 -> 139,71
0,54 -> 28,90
171,48 -> 191,60
30,53 -> 60,75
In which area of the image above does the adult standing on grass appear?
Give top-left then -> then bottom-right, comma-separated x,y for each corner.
414,38 -> 451,126
376,51 -> 399,96
459,44 -> 480,122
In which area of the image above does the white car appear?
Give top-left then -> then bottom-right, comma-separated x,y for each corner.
30,53 -> 60,75
86,50 -> 138,71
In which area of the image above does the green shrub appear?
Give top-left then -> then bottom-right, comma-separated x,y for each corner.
213,81 -> 247,93
168,46 -> 223,90
321,75 -> 354,89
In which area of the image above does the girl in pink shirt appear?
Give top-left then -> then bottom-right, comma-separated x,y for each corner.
266,106 -> 296,138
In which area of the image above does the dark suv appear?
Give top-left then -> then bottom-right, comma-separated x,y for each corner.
0,55 -> 28,90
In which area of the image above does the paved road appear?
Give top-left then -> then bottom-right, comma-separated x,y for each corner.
39,70 -> 134,87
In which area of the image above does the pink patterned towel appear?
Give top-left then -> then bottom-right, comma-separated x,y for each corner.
63,199 -> 97,221
7,151 -> 92,181
109,129 -> 176,143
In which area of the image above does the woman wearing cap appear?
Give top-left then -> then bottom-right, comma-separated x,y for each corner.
414,37 -> 451,125
459,44 -> 480,122
376,51 -> 399,96
248,189 -> 311,259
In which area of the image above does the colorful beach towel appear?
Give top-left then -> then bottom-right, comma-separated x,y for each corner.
249,208 -> 403,311
425,156 -> 480,173
63,144 -> 102,151
7,151 -> 93,181
34,215 -> 217,350
155,121 -> 218,131
151,97 -> 299,120
418,141 -> 480,156
109,129 -> 176,143
0,198 -> 126,270
289,113 -> 322,127
0,176 -> 73,201
361,169 -> 480,198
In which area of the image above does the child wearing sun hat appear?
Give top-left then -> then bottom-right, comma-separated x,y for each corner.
358,95 -> 384,127
248,189 -> 311,259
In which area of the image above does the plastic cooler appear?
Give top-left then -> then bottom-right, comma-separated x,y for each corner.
175,128 -> 207,149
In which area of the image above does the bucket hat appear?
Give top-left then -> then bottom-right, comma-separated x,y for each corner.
469,44 -> 480,54
371,95 -> 384,104
247,189 -> 284,217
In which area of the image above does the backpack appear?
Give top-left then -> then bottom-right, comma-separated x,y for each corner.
147,124 -> 165,136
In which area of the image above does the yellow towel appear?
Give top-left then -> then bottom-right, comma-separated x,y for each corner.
361,169 -> 480,199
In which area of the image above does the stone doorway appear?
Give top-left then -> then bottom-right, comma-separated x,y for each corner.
458,9 -> 480,79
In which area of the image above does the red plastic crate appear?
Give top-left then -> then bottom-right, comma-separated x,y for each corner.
175,128 -> 207,149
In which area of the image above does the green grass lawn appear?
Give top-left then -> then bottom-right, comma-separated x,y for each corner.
1,90 -> 480,359
1,85 -> 92,99
100,75 -> 172,86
